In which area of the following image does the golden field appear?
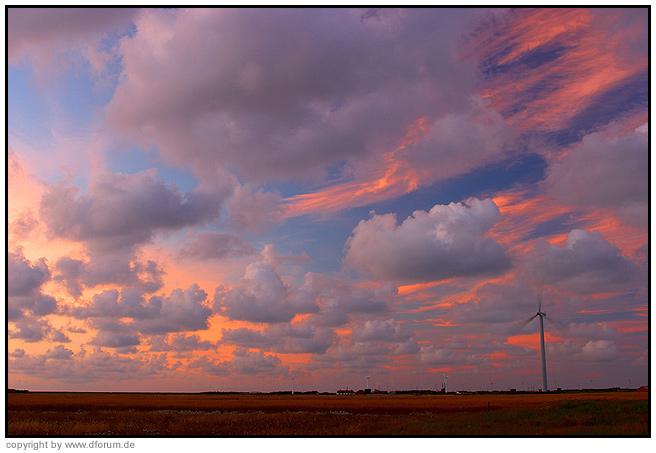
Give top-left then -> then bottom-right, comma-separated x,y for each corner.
7,391 -> 648,436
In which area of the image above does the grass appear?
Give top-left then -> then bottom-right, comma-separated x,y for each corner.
7,391 -> 649,436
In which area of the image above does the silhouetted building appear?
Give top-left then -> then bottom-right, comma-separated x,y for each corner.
337,389 -> 355,395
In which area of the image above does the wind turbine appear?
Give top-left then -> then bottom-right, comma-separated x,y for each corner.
525,288 -> 548,392
443,374 -> 448,393
291,376 -> 295,395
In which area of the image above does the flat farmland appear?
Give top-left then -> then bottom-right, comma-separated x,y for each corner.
7,391 -> 648,436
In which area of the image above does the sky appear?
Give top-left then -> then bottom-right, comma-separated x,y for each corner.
6,7 -> 650,393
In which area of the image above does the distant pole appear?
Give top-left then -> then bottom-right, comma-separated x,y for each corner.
292,377 -> 295,395
367,376 -> 370,390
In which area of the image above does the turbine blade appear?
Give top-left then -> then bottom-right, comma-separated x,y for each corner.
537,291 -> 543,312
544,314 -> 566,332
515,314 -> 539,333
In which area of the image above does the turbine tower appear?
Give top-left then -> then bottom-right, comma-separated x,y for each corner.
292,376 -> 295,395
526,289 -> 548,392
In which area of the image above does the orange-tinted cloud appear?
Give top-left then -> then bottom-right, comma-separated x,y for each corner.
283,117 -> 429,217
473,8 -> 647,136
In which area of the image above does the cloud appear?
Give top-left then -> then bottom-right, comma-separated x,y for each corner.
70,285 -> 213,348
70,289 -> 158,321
8,249 -> 50,297
550,339 -> 620,364
8,7 -> 137,77
10,349 -> 26,358
351,319 -> 412,342
143,285 -> 212,334
581,340 -> 618,362
224,185 -> 285,234
221,328 -> 276,349
188,348 -> 289,377
44,345 -> 75,360
178,231 -> 255,261
260,244 -> 311,270
451,280 -> 536,325
418,345 -> 453,365
545,125 -> 648,227
9,346 -> 167,383
471,8 -> 648,141
10,210 -> 38,241
222,324 -> 336,355
526,229 -> 639,293
105,9 -> 491,185
53,257 -> 85,299
90,326 -> 141,350
300,273 -> 392,327
54,255 -> 165,298
148,334 -> 216,353
39,170 -> 227,253
8,249 -> 58,321
214,260 -> 318,324
400,97 -> 512,181
9,318 -> 70,344
228,348 -> 288,377
344,198 -> 512,282
565,322 -> 619,341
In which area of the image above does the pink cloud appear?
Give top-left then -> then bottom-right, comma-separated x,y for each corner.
178,231 -> 255,262
105,8 -> 492,190
8,7 -> 137,81
7,249 -> 58,322
214,260 -> 319,324
344,198 -> 511,282
224,184 -> 284,234
39,170 -> 227,253
544,125 -> 648,227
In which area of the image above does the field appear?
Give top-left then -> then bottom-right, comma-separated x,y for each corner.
7,391 -> 648,436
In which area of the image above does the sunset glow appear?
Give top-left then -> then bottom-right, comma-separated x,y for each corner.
7,7 -> 648,394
